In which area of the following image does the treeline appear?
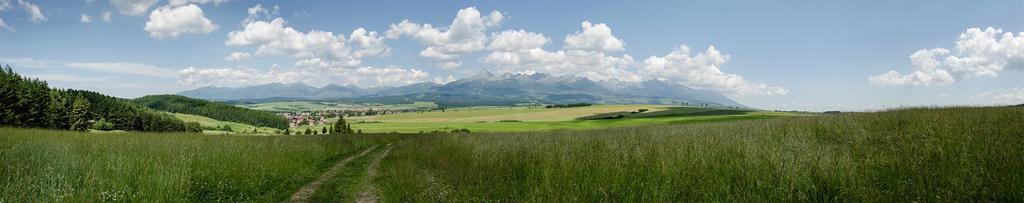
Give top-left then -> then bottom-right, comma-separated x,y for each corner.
545,103 -> 592,108
0,66 -> 196,132
134,95 -> 289,129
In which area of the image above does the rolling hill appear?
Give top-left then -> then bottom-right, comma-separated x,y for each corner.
134,95 -> 289,129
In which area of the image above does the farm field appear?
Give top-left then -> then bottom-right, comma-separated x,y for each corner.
344,104 -> 793,133
2,106 -> 1021,201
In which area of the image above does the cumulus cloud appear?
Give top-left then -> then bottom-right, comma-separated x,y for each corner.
0,0 -> 44,30
224,52 -> 251,61
178,65 -> 429,88
66,62 -> 178,78
80,14 -> 92,23
101,11 -> 112,22
144,4 -> 218,39
640,45 -> 788,95
243,4 -> 277,24
17,0 -> 44,23
482,26 -> 641,82
168,0 -> 232,6
433,75 -> 457,84
0,0 -> 10,30
489,29 -> 549,51
973,87 -> 1024,105
226,17 -> 388,67
564,21 -> 623,52
110,0 -> 158,16
870,27 -> 1024,86
0,18 -> 8,31
386,7 -> 504,61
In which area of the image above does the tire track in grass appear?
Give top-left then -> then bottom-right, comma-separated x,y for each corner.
289,145 -> 378,202
355,143 -> 395,203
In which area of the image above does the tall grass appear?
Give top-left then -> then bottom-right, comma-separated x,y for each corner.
377,107 -> 1024,201
0,129 -> 396,202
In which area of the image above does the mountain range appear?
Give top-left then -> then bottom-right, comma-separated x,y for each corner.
179,71 -> 746,107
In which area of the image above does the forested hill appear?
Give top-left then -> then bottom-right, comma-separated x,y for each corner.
0,66 -> 193,132
134,95 -> 289,129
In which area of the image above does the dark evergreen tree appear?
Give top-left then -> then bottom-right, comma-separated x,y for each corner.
332,116 -> 354,134
68,94 -> 91,131
133,95 -> 289,129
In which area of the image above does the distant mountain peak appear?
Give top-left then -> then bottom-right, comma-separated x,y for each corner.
470,70 -> 495,80
178,71 -> 746,107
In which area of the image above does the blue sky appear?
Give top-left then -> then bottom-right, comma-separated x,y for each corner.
1,0 -> 1022,111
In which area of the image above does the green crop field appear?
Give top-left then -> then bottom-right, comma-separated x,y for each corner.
343,105 -> 790,133
2,106 -> 1021,201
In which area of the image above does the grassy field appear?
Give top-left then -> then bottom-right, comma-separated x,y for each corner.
375,106 -> 1024,201
344,105 -> 791,133
2,106 -> 1021,201
0,129 -> 398,202
171,113 -> 280,135
353,104 -> 667,122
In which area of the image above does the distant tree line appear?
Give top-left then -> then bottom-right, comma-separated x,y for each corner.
134,95 -> 289,129
0,66 -> 196,132
545,103 -> 592,108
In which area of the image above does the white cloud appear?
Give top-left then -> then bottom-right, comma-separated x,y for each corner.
870,27 -> 1024,86
489,29 -> 548,51
243,4 -> 277,24
433,75 -> 456,84
0,0 -> 10,31
224,52 -> 251,61
226,17 -> 388,68
973,87 -> 1024,105
109,0 -> 158,16
29,74 -> 111,83
144,4 -> 218,39
437,61 -> 461,69
168,0 -> 232,6
564,21 -> 624,52
101,11 -> 112,22
17,0 -> 44,23
0,18 -> 9,31
0,57 -> 57,68
483,27 -> 641,82
386,7 -> 504,61
869,48 -> 955,86
640,45 -> 788,95
178,65 -> 429,88
80,14 -> 92,23
66,62 -> 177,78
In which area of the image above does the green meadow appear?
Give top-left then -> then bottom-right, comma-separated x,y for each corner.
344,105 -> 793,133
1,106 -> 1021,201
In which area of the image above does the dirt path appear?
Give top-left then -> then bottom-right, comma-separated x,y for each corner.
288,145 -> 378,202
355,143 -> 395,203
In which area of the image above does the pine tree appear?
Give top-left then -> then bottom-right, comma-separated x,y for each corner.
321,126 -> 327,134
69,94 -> 92,131
332,115 -> 354,134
